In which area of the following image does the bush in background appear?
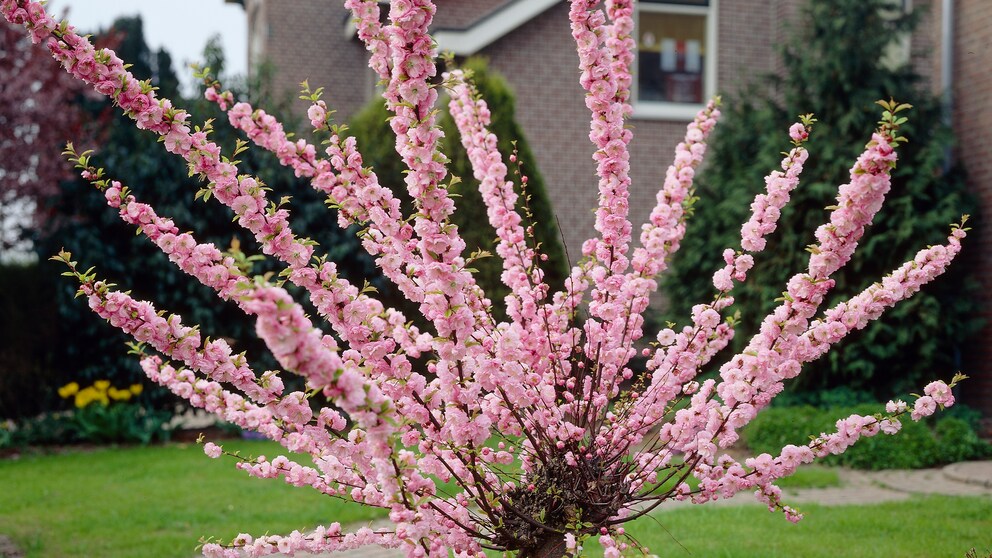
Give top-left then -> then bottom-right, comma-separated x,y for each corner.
5,19 -> 380,419
348,57 -> 568,321
0,380 -> 171,448
663,0 -> 980,399
743,404 -> 990,470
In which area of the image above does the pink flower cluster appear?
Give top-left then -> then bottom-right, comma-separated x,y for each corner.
809,133 -> 898,278
798,225 -> 966,366
445,70 -> 553,330
633,101 -> 721,278
75,168 -> 390,421
201,524 -> 399,558
618,121 -> 810,452
739,143 -> 810,253
570,0 -> 636,267
5,0 -> 973,556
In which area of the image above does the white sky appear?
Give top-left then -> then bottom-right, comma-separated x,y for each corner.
47,0 -> 247,91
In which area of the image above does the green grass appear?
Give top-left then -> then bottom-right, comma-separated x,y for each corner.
0,440 -> 386,558
592,495 -> 992,558
776,465 -> 840,489
4,443 -> 985,558
653,464 -> 841,494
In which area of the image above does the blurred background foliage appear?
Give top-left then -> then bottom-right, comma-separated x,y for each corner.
2,0 -> 986,453
1,16 -> 379,420
663,0 -> 981,401
347,56 -> 569,323
0,23 -> 568,425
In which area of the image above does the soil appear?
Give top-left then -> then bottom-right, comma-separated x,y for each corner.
0,425 -> 241,460
0,535 -> 23,558
169,425 -> 241,443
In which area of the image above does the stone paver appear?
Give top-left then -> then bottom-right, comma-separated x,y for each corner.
778,468 -> 912,506
866,465 -> 992,497
944,460 -> 992,489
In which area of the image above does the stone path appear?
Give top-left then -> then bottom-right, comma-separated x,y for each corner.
254,461 -> 992,558
0,536 -> 24,558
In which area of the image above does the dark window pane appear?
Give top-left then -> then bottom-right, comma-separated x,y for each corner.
637,11 -> 706,104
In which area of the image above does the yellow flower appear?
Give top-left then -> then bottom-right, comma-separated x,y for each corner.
75,387 -> 96,409
94,380 -> 111,391
58,382 -> 80,399
129,384 -> 144,396
108,387 -> 132,401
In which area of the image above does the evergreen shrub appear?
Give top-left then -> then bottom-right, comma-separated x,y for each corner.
663,0 -> 980,398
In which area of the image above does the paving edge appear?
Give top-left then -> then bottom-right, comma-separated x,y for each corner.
942,464 -> 992,489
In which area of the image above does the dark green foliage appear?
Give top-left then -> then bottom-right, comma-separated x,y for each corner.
772,386 -> 880,409
0,404 -> 172,449
934,417 -> 990,464
0,264 -> 60,419
743,405 -> 991,470
67,402 -> 173,445
0,412 -> 77,448
347,57 -> 568,321
29,19 -> 377,414
664,0 -> 979,398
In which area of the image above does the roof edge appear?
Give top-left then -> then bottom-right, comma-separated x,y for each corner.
434,0 -> 561,55
343,0 -> 561,55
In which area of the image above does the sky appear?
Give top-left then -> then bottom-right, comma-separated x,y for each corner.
47,0 -> 247,92
1,1 -> 247,263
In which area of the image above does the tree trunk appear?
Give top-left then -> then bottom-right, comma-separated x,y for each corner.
520,533 -> 567,558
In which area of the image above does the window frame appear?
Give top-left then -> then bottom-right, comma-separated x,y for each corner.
632,0 -> 719,121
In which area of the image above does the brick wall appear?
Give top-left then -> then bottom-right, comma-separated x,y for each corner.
247,0 -> 515,121
246,0 -> 794,259
953,0 -> 992,417
248,0 -> 375,121
476,1 -> 788,267
433,0 -> 514,29
244,0 -> 992,417
246,0 -> 793,261
910,0 -> 940,93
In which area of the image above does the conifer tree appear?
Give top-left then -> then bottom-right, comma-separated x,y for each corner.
664,0 -> 978,398
349,57 -> 568,321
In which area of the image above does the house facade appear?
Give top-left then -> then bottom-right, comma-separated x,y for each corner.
947,0 -> 992,422
235,0 -> 992,420
239,0 -> 815,256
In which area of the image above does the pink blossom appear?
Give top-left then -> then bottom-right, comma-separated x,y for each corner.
923,380 -> 954,406
204,442 -> 223,459
911,396 -> 937,421
789,123 -> 808,142
307,101 -> 327,129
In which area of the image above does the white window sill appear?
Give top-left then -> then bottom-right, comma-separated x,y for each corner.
631,102 -> 704,122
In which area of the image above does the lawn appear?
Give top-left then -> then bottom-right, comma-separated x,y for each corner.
1,443 -> 988,558
611,495 -> 992,558
0,440 -> 385,558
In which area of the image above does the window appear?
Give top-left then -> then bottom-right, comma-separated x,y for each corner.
633,0 -> 717,120
880,0 -> 912,70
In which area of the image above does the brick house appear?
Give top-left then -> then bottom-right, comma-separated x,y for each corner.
946,0 -> 992,422
234,0 -> 991,419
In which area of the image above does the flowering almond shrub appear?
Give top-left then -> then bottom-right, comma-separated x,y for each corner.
2,1 -> 970,556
